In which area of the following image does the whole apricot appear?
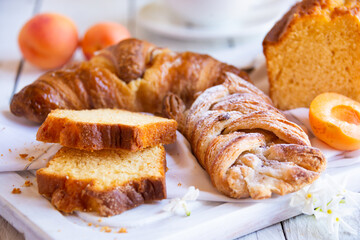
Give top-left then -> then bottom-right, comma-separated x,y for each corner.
18,13 -> 78,70
81,22 -> 131,60
309,92 -> 360,150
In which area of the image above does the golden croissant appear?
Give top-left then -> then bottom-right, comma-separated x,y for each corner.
10,38 -> 248,123
163,73 -> 326,199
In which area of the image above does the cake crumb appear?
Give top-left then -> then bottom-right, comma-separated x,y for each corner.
1,154 -> 3,157
88,223 -> 92,226
100,226 -> 112,233
8,149 -> 12,153
98,218 -> 102,222
23,180 -> 33,187
19,154 -> 28,159
117,228 -> 127,233
95,224 -> 99,228
166,167 -> 169,172
178,182 -> 182,187
11,188 -> 21,194
28,156 -> 35,162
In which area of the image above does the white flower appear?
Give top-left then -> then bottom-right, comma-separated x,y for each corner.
313,195 -> 357,240
324,174 -> 359,207
163,186 -> 200,216
290,174 -> 360,240
290,178 -> 325,215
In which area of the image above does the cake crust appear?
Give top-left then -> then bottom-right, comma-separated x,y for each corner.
37,174 -> 166,216
263,0 -> 360,45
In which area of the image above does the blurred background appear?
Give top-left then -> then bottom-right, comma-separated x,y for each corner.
1,0 -> 298,70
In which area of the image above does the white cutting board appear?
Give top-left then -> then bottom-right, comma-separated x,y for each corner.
2,110 -> 360,240
1,164 -> 360,240
2,66 -> 360,239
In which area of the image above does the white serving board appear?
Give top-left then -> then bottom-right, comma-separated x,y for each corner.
2,61 -> 360,239
1,164 -> 360,240
2,110 -> 360,240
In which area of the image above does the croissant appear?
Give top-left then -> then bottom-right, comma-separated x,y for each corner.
163,73 -> 326,199
10,38 -> 248,123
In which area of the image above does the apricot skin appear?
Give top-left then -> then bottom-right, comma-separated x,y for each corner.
309,92 -> 360,151
81,22 -> 131,60
18,13 -> 78,70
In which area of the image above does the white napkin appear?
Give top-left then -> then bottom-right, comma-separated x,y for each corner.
0,110 -> 61,172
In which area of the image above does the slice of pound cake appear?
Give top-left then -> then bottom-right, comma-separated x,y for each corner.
37,145 -> 166,216
36,109 -> 177,151
263,0 -> 360,110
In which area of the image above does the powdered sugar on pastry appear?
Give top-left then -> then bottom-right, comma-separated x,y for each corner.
163,73 -> 326,199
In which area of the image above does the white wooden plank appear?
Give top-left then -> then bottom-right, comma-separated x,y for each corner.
0,216 -> 24,240
239,223 -> 285,240
239,232 -> 258,240
283,211 -> 360,240
283,214 -> 327,240
256,223 -> 286,240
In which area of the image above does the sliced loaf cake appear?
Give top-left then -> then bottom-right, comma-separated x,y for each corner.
36,109 -> 177,151
37,145 -> 166,216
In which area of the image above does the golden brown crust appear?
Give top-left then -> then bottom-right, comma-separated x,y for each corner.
37,172 -> 166,216
263,0 -> 360,46
36,110 -> 177,151
100,39 -> 157,83
163,74 -> 326,199
36,146 -> 167,217
10,38 -> 248,123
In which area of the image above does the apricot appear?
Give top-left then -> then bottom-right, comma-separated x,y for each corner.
18,13 -> 78,70
81,22 -> 131,60
309,92 -> 360,150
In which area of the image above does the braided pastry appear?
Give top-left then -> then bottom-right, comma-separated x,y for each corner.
10,38 -> 247,123
163,73 -> 326,199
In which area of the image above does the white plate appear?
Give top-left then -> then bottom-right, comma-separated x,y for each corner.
137,0 -> 296,40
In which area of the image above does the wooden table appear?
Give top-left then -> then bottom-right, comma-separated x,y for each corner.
0,0 -> 359,239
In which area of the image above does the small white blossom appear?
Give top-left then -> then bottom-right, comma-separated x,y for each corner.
290,174 -> 360,240
290,178 -> 325,215
324,174 -> 359,207
163,186 -> 199,216
313,195 -> 357,240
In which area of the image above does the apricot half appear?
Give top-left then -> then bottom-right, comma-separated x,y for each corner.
309,92 -> 360,150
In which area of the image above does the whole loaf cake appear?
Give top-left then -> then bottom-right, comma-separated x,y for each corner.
263,0 -> 360,110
